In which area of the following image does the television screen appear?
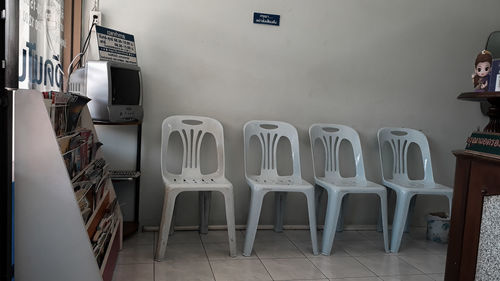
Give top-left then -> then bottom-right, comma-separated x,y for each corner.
110,67 -> 141,105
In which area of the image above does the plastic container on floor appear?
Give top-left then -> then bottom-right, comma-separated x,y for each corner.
426,212 -> 450,243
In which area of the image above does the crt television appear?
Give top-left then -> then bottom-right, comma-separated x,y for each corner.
69,60 -> 143,122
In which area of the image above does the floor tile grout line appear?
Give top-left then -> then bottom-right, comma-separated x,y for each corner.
350,253 -> 394,278
121,230 -> 443,281
117,262 -> 155,265
153,259 -> 156,281
394,254 -> 427,275
351,253 -> 428,278
377,273 -> 440,281
287,233 -> 328,280
252,230 -> 278,281
200,233 -> 218,281
251,229 -> 310,280
257,259 -> 276,281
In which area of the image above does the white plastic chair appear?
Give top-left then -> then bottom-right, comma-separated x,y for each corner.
377,127 -> 453,253
155,116 -> 236,260
242,120 -> 319,257
309,124 -> 389,255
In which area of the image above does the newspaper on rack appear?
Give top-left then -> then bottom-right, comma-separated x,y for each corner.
58,129 -> 100,178
73,181 -> 95,223
66,93 -> 91,133
42,91 -> 91,137
71,158 -> 109,223
92,198 -> 119,267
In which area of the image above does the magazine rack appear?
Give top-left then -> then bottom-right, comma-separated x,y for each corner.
15,91 -> 122,281
78,110 -> 123,281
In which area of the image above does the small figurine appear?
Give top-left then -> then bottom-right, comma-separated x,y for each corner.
472,50 -> 493,91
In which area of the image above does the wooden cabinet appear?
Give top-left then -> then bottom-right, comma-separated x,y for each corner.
445,150 -> 500,281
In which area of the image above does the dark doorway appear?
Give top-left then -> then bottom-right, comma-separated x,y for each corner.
2,0 -> 18,280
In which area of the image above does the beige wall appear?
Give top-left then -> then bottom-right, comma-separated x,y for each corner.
85,0 -> 496,228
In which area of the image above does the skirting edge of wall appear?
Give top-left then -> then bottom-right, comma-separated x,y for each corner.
141,224 -> 379,232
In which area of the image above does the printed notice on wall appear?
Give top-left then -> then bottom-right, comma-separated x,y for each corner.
95,25 -> 137,65
253,12 -> 280,26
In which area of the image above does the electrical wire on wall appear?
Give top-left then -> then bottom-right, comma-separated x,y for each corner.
65,0 -> 100,91
65,21 -> 96,91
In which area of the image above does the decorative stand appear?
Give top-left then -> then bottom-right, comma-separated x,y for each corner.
458,92 -> 500,132
445,91 -> 500,281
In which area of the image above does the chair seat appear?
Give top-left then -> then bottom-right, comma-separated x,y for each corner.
246,175 -> 313,191
315,177 -> 386,193
383,179 -> 453,195
165,177 -> 232,190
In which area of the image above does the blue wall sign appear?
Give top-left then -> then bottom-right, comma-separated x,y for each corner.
253,12 -> 280,26
95,25 -> 138,65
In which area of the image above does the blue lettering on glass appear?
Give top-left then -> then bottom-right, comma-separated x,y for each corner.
253,12 -> 280,26
18,42 -> 63,88
44,59 -> 54,87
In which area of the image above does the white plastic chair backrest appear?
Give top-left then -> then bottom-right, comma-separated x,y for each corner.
309,124 -> 367,183
161,115 -> 225,182
377,127 -> 434,184
243,120 -> 302,180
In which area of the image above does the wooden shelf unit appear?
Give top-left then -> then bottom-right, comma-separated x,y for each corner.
445,92 -> 500,280
445,150 -> 500,280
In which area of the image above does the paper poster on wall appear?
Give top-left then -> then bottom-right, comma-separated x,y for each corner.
18,0 -> 65,91
95,26 -> 138,65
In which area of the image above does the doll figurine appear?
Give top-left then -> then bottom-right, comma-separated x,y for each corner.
472,50 -> 493,91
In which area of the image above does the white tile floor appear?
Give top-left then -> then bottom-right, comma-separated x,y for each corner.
112,228 -> 446,281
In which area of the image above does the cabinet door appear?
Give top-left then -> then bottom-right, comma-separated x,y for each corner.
460,159 -> 500,281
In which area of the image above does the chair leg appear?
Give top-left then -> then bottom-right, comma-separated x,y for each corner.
155,189 -> 179,261
390,192 -> 413,253
169,197 -> 177,235
377,189 -> 391,232
378,191 -> 390,253
243,190 -> 265,256
321,191 -> 344,255
221,189 -> 237,257
199,191 -> 211,234
274,192 -> 287,233
315,185 -> 324,227
305,189 -> 319,255
337,194 -> 349,232
404,195 -> 417,233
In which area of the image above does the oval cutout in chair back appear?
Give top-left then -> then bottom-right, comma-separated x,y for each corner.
391,130 -> 408,136
260,124 -> 278,130
322,127 -> 339,133
182,119 -> 203,126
